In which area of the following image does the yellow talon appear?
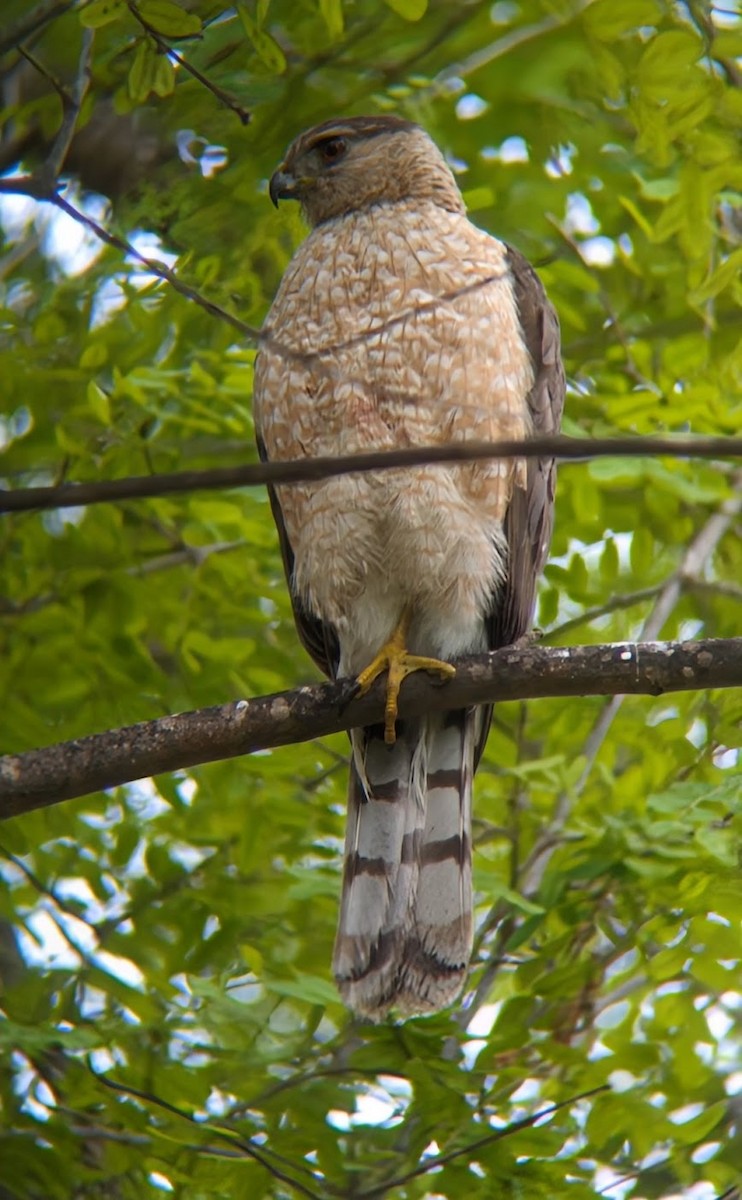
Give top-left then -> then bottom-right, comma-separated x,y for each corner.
356,612 -> 456,745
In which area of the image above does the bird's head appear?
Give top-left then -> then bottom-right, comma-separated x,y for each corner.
268,115 -> 465,227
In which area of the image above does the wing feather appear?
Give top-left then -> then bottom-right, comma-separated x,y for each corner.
255,433 -> 340,679
476,246 -> 565,766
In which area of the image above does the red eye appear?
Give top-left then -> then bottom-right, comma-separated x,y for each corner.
318,137 -> 347,163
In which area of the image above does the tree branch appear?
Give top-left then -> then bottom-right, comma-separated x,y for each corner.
2,434 -> 741,514
1,637 -> 739,819
34,28 -> 93,192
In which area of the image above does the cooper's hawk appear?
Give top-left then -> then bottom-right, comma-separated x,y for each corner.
253,116 -> 564,1020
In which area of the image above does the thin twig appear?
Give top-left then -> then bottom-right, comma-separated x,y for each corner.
37,29 -> 93,192
124,540 -> 245,576
688,578 -> 742,604
166,46 -> 251,123
94,1072 -> 324,1199
544,584 -> 664,640
2,435 -> 741,515
0,843 -> 100,969
127,1 -> 252,124
0,184 -> 516,378
356,1084 -> 609,1197
16,45 -> 75,104
0,183 -> 261,336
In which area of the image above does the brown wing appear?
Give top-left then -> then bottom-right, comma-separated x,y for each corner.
256,433 -> 340,680
490,245 -> 565,650
475,246 -> 564,766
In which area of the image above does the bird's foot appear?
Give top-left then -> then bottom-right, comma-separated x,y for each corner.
356,617 -> 455,745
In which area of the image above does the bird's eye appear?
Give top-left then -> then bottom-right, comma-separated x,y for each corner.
318,137 -> 347,164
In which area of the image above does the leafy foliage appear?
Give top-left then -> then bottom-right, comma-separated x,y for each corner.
0,1 -> 740,1197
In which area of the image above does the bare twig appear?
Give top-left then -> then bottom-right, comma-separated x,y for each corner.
124,539 -> 245,576
1,638 -> 739,818
545,584 -> 664,640
161,45 -> 251,123
689,578 -> 742,604
15,45 -> 75,105
2,435 -> 741,515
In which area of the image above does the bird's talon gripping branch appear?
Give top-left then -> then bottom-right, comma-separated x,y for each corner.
356,614 -> 456,744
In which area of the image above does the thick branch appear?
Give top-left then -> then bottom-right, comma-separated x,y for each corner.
1,638 -> 739,819
2,435 -> 741,514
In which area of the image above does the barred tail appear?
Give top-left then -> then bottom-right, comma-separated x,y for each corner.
333,710 -> 476,1021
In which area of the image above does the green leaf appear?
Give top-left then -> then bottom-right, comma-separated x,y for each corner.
600,536 -> 619,584
487,883 -> 545,915
79,0 -> 126,28
638,30 -> 703,95
671,1100 -> 727,1146
538,585 -> 559,627
583,0 -> 661,40
618,195 -> 655,239
265,974 -> 340,1006
629,527 -> 654,578
318,0 -> 344,38
383,0 -> 427,19
238,4 -> 287,73
153,54 -> 176,96
86,380 -> 111,424
462,186 -> 494,212
689,247 -> 742,304
138,0 -> 202,37
128,38 -> 158,102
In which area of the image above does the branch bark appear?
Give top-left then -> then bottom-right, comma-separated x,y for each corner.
1,637 -> 740,819
2,435 -> 741,514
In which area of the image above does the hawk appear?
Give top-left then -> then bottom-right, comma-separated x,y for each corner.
253,116 -> 564,1020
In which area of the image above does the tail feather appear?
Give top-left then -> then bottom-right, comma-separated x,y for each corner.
333,710 -> 476,1020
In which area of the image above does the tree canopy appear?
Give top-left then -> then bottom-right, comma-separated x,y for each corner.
0,1 -> 740,1197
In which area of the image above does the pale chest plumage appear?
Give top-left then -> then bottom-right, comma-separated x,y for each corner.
253,199 -> 533,670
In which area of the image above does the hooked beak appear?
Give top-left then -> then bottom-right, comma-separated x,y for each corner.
269,167 -> 301,207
